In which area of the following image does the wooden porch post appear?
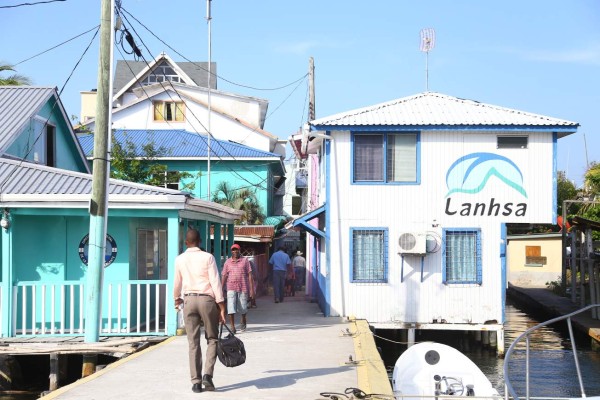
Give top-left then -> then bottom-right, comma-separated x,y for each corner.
166,216 -> 180,336
227,224 -> 235,256
198,221 -> 208,251
1,215 -> 13,337
213,223 -> 222,271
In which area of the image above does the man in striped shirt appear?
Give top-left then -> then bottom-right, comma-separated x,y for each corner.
221,244 -> 255,333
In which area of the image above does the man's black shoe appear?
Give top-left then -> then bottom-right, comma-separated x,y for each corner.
202,374 -> 215,391
192,383 -> 202,393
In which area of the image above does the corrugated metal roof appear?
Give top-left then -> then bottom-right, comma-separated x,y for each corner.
0,157 -> 179,195
0,87 -> 55,152
310,92 -> 579,129
234,225 -> 275,238
78,129 -> 281,159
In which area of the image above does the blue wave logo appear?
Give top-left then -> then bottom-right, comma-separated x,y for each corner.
446,153 -> 527,198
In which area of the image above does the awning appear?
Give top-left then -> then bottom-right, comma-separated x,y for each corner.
285,204 -> 326,238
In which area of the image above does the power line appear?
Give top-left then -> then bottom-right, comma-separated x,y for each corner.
15,26 -> 100,66
112,10 -> 282,193
0,0 -> 65,8
112,44 -> 272,196
120,6 -> 308,92
115,5 -> 308,155
1,25 -> 99,195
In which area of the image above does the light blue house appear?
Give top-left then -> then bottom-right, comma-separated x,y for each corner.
77,129 -> 286,217
0,86 -> 242,338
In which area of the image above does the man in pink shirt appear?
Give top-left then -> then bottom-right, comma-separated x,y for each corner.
221,243 -> 254,333
174,229 -> 226,393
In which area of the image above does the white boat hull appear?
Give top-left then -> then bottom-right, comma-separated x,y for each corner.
392,342 -> 500,399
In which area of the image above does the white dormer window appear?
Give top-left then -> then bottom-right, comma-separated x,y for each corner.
141,62 -> 186,86
153,101 -> 185,122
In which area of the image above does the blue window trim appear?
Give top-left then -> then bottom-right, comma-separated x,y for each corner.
552,132 -> 558,224
350,131 -> 421,185
442,227 -> 482,285
349,227 -> 388,283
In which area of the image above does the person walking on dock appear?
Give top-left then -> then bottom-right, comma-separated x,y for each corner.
221,243 -> 254,333
293,250 -> 306,291
174,229 -> 226,393
269,246 -> 291,303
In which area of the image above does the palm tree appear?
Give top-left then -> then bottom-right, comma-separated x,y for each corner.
212,181 -> 266,225
0,64 -> 31,86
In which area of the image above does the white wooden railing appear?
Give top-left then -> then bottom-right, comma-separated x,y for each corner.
12,280 -> 169,337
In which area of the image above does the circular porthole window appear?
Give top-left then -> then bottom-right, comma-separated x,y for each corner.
78,233 -> 118,267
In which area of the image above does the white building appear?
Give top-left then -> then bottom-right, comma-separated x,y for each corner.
290,92 -> 578,352
80,52 -> 284,154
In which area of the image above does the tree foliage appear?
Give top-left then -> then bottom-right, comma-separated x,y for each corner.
584,162 -> 600,195
109,133 -> 196,191
557,171 -> 578,216
211,181 -> 265,225
580,162 -> 600,225
0,64 -> 31,86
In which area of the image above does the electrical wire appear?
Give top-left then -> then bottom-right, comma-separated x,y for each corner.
112,10 -> 286,195
0,0 -> 65,9
120,6 -> 308,92
116,4 -> 308,167
14,25 -> 99,66
112,43 -> 271,195
0,25 -> 99,196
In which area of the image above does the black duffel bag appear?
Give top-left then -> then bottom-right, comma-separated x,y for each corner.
216,323 -> 246,367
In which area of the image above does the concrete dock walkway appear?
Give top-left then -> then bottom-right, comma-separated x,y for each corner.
508,284 -> 600,343
42,295 -> 379,400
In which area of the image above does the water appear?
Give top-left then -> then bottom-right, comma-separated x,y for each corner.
378,299 -> 600,398
471,301 -> 600,398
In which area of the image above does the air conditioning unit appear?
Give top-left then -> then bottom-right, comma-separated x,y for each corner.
398,232 -> 427,255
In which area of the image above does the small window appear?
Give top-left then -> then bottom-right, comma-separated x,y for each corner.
164,171 -> 180,190
525,245 -> 546,266
498,136 -> 528,149
31,118 -> 55,166
350,228 -> 388,283
291,195 -> 302,215
443,229 -> 482,284
352,132 -> 419,184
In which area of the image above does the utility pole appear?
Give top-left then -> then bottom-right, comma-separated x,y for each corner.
206,0 -> 212,201
84,0 -> 114,347
308,57 -> 315,121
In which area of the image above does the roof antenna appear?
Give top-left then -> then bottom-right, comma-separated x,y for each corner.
420,28 -> 435,92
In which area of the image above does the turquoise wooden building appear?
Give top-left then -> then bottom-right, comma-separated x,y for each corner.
0,87 -> 242,338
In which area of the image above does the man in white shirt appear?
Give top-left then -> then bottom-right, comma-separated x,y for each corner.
292,250 -> 306,290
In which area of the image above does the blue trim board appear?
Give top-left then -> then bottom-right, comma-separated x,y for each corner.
500,223 -> 507,324
312,124 -> 577,133
324,137 -> 331,317
552,132 -> 558,224
291,205 -> 326,238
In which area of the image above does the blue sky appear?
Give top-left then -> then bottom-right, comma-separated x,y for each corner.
2,0 -> 599,186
